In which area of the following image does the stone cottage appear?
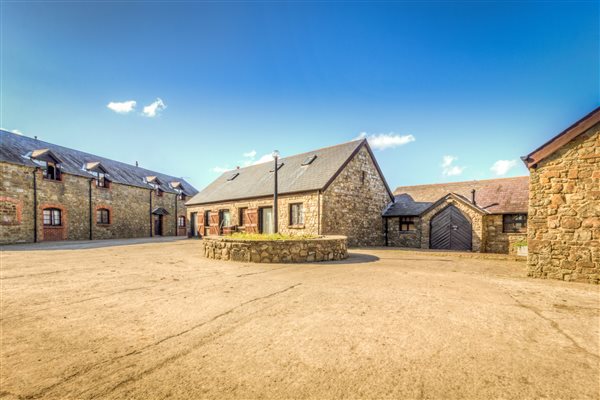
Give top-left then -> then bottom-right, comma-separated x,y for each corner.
383,177 -> 529,254
185,139 -> 394,247
0,130 -> 197,244
522,107 -> 599,283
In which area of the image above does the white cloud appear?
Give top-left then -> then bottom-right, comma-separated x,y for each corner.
441,155 -> 465,176
490,159 -> 517,176
211,166 -> 232,173
355,132 -> 415,150
243,150 -> 257,158
252,153 -> 274,165
142,98 -> 166,117
2,127 -> 24,135
107,100 -> 136,114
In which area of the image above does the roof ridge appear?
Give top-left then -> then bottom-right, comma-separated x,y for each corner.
394,175 -> 529,191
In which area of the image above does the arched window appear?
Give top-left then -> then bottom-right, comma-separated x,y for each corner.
43,208 -> 62,226
96,208 -> 110,224
178,216 -> 186,227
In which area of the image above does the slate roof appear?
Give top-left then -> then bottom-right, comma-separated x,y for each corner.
384,176 -> 529,216
0,130 -> 198,195
187,139 -> 392,205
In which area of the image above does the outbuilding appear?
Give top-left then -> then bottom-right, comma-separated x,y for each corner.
522,107 -> 599,283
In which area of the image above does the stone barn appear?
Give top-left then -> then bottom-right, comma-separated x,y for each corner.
0,130 -> 197,244
383,177 -> 529,254
186,139 -> 394,247
522,107 -> 599,283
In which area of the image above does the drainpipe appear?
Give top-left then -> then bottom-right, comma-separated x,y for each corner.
317,190 -> 321,235
174,192 -> 178,237
384,217 -> 389,247
149,190 -> 153,237
32,168 -> 38,243
471,189 -> 477,205
88,179 -> 93,240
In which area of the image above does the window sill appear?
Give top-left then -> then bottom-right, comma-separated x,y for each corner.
288,224 -> 305,229
97,223 -> 111,227
43,225 -> 64,229
43,178 -> 63,183
398,230 -> 416,234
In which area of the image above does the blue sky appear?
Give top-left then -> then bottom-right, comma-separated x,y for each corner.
1,1 -> 598,190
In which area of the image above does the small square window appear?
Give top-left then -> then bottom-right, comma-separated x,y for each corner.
503,214 -> 527,233
399,216 -> 416,232
96,209 -> 110,224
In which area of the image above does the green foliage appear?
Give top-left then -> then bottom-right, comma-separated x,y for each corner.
229,232 -> 319,241
513,239 -> 528,248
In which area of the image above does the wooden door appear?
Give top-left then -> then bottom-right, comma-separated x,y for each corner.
209,211 -> 219,235
245,208 -> 258,233
430,205 -> 472,251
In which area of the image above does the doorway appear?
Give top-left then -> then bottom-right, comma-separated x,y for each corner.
259,207 -> 274,234
429,205 -> 472,251
154,214 -> 163,236
190,212 -> 198,237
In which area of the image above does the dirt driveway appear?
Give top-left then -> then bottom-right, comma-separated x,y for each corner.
1,239 -> 598,399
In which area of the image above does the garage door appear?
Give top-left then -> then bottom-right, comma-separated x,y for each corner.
430,205 -> 472,251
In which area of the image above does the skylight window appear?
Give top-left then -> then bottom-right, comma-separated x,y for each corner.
301,155 -> 317,166
227,172 -> 240,181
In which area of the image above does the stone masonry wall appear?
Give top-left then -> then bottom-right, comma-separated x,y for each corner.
528,124 -> 599,283
484,214 -> 527,255
320,146 -> 392,247
201,235 -> 348,263
385,217 -> 421,248
0,162 -> 188,244
186,191 -> 320,237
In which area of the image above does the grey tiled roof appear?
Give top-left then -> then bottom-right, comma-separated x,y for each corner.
0,130 -> 197,195
187,139 -> 369,205
384,176 -> 529,216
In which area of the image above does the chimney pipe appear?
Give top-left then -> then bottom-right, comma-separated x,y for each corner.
471,189 -> 476,205
135,161 -> 139,167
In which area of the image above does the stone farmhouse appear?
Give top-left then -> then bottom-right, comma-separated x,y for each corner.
383,177 -> 529,254
0,130 -> 197,244
185,139 -> 394,247
523,107 -> 599,284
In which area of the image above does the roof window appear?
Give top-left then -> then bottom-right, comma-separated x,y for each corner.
301,155 -> 317,165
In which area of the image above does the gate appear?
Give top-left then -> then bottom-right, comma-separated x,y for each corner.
430,205 -> 472,251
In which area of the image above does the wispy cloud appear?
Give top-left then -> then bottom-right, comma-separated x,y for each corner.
252,153 -> 274,165
441,155 -> 465,176
1,127 -> 24,135
355,132 -> 415,150
243,150 -> 257,158
142,98 -> 166,117
211,166 -> 232,174
490,159 -> 517,176
107,100 -> 136,114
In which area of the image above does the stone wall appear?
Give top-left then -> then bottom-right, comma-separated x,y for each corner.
484,214 -> 527,255
0,162 -> 189,244
419,197 -> 485,252
385,217 -> 421,248
201,235 -> 348,263
528,123 -> 599,283
320,146 -> 392,247
186,191 -> 320,237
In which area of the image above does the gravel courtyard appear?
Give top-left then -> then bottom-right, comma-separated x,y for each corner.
1,239 -> 598,399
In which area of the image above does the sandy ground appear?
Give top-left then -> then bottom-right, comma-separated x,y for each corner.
1,239 -> 599,400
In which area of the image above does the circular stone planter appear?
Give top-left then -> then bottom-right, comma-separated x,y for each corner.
201,235 -> 348,263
